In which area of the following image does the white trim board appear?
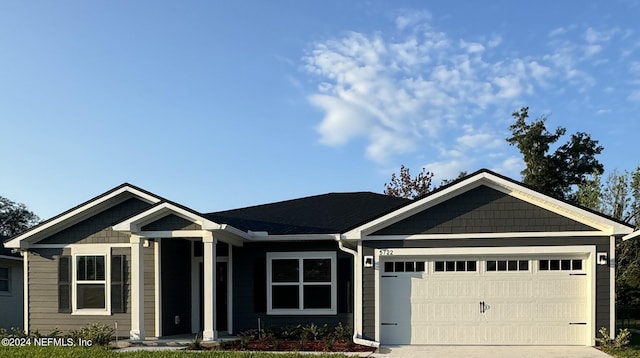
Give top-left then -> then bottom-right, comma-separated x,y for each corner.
344,171 -> 633,240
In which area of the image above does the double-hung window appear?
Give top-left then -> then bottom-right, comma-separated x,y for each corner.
267,251 -> 336,315
76,255 -> 106,309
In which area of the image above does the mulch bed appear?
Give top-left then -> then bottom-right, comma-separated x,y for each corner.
201,339 -> 376,353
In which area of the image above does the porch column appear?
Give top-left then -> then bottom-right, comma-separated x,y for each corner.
130,234 -> 145,341
202,232 -> 217,341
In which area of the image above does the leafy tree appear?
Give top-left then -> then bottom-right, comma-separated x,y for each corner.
577,168 -> 640,307
440,171 -> 468,187
507,107 -> 604,200
0,195 -> 39,237
384,165 -> 434,199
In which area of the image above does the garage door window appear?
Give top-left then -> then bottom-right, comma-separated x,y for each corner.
486,259 -> 529,272
539,259 -> 583,271
384,261 -> 425,273
434,260 -> 477,272
267,252 -> 336,315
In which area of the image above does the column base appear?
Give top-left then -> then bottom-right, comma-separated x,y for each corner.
129,330 -> 145,341
202,329 -> 217,341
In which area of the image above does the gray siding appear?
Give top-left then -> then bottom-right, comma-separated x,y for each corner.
233,241 -> 353,334
39,198 -> 152,245
28,248 -> 133,337
362,237 -> 611,342
141,214 -> 202,231
0,258 -> 24,330
373,186 -> 597,235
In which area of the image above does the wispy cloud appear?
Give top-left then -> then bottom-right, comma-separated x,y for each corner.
302,13 -> 637,174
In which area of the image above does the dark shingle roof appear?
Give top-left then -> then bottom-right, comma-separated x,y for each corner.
206,192 -> 410,235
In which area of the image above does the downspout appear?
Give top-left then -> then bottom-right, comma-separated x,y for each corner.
336,236 -> 380,348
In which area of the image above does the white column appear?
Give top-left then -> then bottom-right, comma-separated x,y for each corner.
202,232 -> 217,341
130,234 -> 145,341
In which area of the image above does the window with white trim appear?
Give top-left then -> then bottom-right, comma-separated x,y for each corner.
267,252 -> 336,315
76,255 -> 106,309
0,267 -> 9,293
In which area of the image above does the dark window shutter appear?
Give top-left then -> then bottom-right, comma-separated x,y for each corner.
58,256 -> 71,313
111,255 -> 126,313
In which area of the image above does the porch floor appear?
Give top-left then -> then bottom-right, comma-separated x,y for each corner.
123,333 -> 238,348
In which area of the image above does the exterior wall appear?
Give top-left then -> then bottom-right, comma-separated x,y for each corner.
373,186 -> 597,235
38,198 -> 152,245
233,241 -> 353,333
143,244 -> 155,337
0,258 -> 23,330
361,237 -> 610,342
27,248 -> 132,336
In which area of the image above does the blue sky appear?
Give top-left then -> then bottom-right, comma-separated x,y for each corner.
1,0 -> 640,220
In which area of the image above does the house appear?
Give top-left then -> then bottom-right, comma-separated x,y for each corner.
4,169 -> 637,346
0,237 -> 24,330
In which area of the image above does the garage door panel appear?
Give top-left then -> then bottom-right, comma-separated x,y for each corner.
380,256 -> 589,345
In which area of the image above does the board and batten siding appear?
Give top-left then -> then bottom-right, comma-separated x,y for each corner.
361,237 -> 611,342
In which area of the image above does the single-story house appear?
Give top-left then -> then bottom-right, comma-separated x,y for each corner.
0,238 -> 24,330
4,169 -> 637,346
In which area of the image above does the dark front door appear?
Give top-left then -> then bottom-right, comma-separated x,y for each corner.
161,239 -> 192,336
216,262 -> 228,331
198,261 -> 228,332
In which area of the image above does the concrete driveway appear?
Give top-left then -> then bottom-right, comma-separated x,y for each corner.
371,345 -> 612,358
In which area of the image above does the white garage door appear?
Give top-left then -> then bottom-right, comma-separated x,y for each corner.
380,257 -> 588,345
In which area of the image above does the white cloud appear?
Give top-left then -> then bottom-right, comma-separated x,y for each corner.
302,13 -> 637,173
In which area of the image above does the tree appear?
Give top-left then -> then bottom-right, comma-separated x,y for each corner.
384,165 -> 434,199
507,107 -> 604,200
0,195 -> 39,237
576,167 -> 640,306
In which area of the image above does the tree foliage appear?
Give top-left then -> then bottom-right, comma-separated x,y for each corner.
577,167 -> 640,306
507,107 -> 604,200
384,165 -> 434,199
0,195 -> 39,237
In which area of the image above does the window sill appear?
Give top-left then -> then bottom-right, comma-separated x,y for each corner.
72,309 -> 111,316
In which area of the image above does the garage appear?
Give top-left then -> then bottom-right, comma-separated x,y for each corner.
379,254 -> 590,345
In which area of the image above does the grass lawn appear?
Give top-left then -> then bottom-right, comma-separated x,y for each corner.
603,347 -> 640,358
0,345 -> 353,358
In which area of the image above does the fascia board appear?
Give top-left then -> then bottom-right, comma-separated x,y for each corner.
4,185 -> 161,249
623,231 -> 640,241
113,202 -> 223,232
344,172 -> 633,240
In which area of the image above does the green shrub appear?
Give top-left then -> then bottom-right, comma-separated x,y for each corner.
597,326 -> 632,349
68,323 -> 114,346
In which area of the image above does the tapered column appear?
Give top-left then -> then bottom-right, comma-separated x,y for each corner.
202,232 -> 217,341
130,234 -> 145,341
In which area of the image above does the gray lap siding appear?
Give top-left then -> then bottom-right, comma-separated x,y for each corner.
232,241 -> 353,334
27,245 -> 155,338
361,237 -> 610,341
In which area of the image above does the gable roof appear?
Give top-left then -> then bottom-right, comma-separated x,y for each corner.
206,192 -> 410,235
4,183 -> 163,249
343,169 -> 635,239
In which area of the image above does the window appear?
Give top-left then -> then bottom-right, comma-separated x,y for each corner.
434,260 -> 477,272
58,248 -> 127,315
539,259 -> 583,271
384,261 -> 425,273
76,255 -> 106,309
486,260 -> 529,272
0,267 -> 9,292
267,252 -> 336,315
